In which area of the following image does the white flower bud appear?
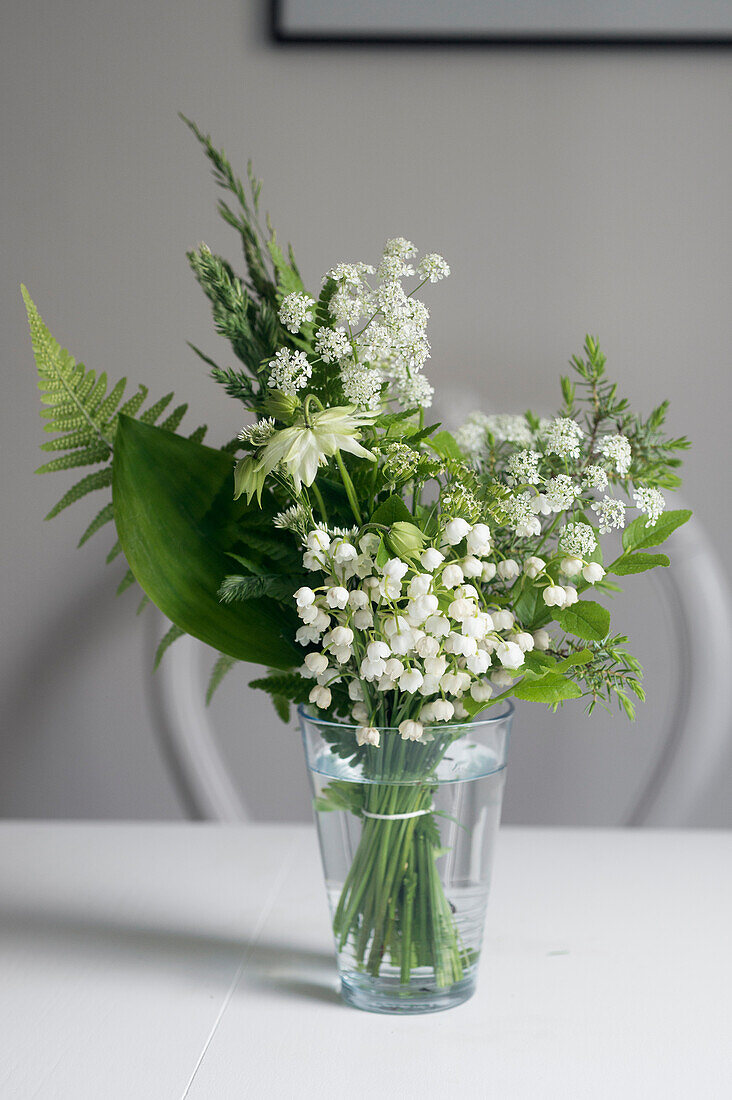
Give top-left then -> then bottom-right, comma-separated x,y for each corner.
560,556 -> 583,577
416,634 -> 440,658
309,684 -> 331,709
352,609 -> 374,629
582,562 -> 606,584
304,651 -> 328,675
399,668 -> 424,693
481,562 -> 497,582
425,614 -> 451,637
352,704 -> 369,724
334,541 -> 357,564
367,640 -> 390,661
543,585 -> 567,608
466,523 -> 492,557
470,680 -> 493,702
496,641 -> 524,669
563,586 -> 579,606
523,556 -> 546,579
441,563 -> 464,589
513,631 -> 535,653
356,725 -> 380,747
492,609 -> 515,631
294,586 -> 316,608
467,650 -> 491,675
348,679 -> 365,701
421,547 -> 445,572
399,720 -> 424,742
462,556 -> 484,579
347,589 -> 369,611
325,586 -> 349,609
306,528 -> 331,552
382,558 -> 409,581
532,628 -> 551,650
497,559 -> 520,582
442,518 -> 471,545
328,625 -> 354,647
408,573 -> 433,598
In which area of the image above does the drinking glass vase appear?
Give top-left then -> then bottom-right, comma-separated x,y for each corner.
299,704 -> 513,1014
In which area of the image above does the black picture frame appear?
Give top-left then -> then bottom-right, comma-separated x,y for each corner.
271,0 -> 732,46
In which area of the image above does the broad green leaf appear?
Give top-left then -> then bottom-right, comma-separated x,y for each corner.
513,674 -> 583,704
556,599 -> 610,642
622,509 -> 691,553
609,552 -> 670,576
112,416 -> 299,668
370,494 -> 413,527
513,580 -> 552,632
553,648 -> 593,672
428,430 -> 462,462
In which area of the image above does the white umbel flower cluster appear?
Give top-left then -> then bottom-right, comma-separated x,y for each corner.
294,519 -> 532,741
633,486 -> 665,527
591,495 -> 627,533
558,521 -> 597,559
278,292 -> 314,334
598,434 -> 632,476
544,417 -> 585,460
267,348 -> 312,395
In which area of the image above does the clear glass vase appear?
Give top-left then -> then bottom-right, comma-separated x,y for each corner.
299,704 -> 513,1014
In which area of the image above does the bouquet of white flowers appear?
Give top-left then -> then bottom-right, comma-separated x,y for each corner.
24,118 -> 690,1011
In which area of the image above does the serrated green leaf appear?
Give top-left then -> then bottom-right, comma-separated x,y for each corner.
513,674 -> 583,704
622,509 -> 692,553
553,648 -> 593,672
428,430 -> 462,462
556,600 -> 610,642
609,552 -> 670,576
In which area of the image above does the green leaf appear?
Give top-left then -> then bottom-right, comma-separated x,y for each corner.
154,622 -> 185,669
556,600 -> 611,642
206,653 -> 239,704
77,502 -> 115,546
370,494 -> 413,526
112,416 -> 299,668
428,430 -> 462,462
553,648 -> 593,672
44,466 -> 113,520
513,674 -> 583,704
609,552 -> 670,576
622,509 -> 692,553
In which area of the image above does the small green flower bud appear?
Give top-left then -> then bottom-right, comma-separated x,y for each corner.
263,389 -> 300,420
233,456 -> 266,505
387,521 -> 425,560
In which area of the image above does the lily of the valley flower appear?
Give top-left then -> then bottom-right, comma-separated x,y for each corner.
256,405 -> 376,493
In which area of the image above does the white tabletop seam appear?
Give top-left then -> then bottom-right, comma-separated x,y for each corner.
178,833 -> 307,1100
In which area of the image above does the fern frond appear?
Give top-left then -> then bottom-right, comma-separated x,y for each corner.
154,622 -> 185,669
36,442 -> 111,474
206,653 -> 239,704
117,568 -> 136,595
139,393 -> 174,424
78,502 -> 115,547
44,467 -> 113,520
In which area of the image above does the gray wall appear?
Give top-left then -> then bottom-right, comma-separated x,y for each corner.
2,0 -> 731,823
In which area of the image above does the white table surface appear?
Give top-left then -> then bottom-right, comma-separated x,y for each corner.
1,823 -> 730,1100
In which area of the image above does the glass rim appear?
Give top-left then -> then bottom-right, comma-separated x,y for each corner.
297,700 -> 514,732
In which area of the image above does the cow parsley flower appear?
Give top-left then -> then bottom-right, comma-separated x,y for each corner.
582,464 -> 609,491
392,368 -> 434,409
598,434 -> 632,476
417,253 -> 450,282
558,522 -> 597,558
267,348 -> 312,396
279,292 -> 314,334
544,417 -> 585,460
507,449 -> 541,485
633,486 -> 665,527
383,237 -> 417,259
340,362 -> 383,410
330,291 -> 366,327
327,261 -> 374,287
504,494 -> 541,538
545,474 -> 579,512
591,495 -> 627,533
314,326 -> 351,364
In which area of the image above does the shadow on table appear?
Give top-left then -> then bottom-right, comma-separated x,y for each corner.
0,903 -> 341,1005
